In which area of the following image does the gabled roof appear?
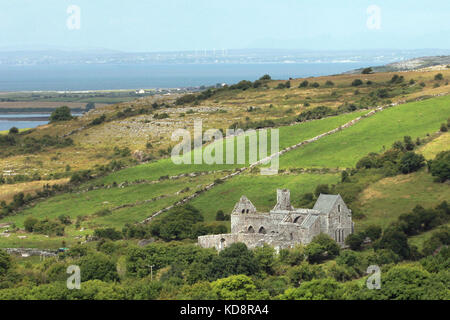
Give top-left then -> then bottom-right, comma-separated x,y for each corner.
313,194 -> 340,214
300,214 -> 319,229
232,195 -> 257,214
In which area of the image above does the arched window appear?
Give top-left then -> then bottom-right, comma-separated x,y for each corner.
338,204 -> 341,212
219,238 -> 226,250
290,233 -> 294,240
241,209 -> 245,213
258,226 -> 266,234
248,226 -> 255,233
246,209 -> 249,213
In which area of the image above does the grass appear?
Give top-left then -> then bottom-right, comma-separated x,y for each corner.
96,110 -> 367,185
189,172 -> 340,222
0,173 -> 224,229
279,95 -> 450,169
354,170 -> 450,231
0,178 -> 69,203
408,223 -> 449,250
417,132 -> 449,159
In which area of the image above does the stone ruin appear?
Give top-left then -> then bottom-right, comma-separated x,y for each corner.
198,189 -> 354,251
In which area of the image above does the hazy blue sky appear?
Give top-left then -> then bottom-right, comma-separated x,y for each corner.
1,0 -> 449,52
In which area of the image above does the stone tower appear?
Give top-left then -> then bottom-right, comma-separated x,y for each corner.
272,189 -> 294,211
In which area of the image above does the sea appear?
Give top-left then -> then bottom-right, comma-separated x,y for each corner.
0,61 -> 382,131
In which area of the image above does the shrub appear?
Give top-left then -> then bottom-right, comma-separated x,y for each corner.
344,233 -> 365,251
362,67 -> 373,74
79,253 -> 119,282
430,151 -> 450,182
351,79 -> 363,87
8,127 -> 19,134
24,216 -> 39,232
440,123 -> 448,132
94,228 -> 123,241
50,106 -> 73,122
299,80 -> 309,88
398,152 -> 425,174
434,73 -> 443,81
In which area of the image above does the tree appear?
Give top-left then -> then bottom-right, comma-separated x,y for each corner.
364,225 -> 382,241
361,67 -> 373,74
254,245 -> 275,274
305,234 -> 340,263
50,106 -> 73,122
215,210 -> 225,221
351,79 -> 363,87
211,275 -> 269,300
375,227 -> 410,259
314,184 -> 330,197
79,253 -> 119,282
0,249 -> 11,276
259,74 -> 271,81
434,73 -> 443,81
344,233 -> 365,251
299,80 -> 309,88
207,243 -> 259,280
399,152 -> 425,174
280,278 -> 343,300
430,151 -> 450,182
8,127 -> 19,134
403,136 -> 415,151
24,216 -> 39,232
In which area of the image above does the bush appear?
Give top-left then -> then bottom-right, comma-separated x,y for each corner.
94,228 -> 123,241
207,243 -> 260,280
351,79 -> 363,87
79,253 -> 119,282
430,151 -> 450,182
90,114 -> 106,126
434,73 -> 443,81
50,106 -> 73,122
8,127 -> 19,134
0,249 -> 12,276
299,80 -> 309,88
361,67 -> 373,74
305,234 -> 340,263
344,233 -> 365,250
440,123 -> 448,132
398,152 -> 425,174
375,226 -> 410,259
24,216 -> 39,232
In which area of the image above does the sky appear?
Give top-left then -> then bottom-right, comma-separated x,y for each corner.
0,0 -> 449,52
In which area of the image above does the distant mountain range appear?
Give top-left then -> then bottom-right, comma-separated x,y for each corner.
0,48 -> 449,66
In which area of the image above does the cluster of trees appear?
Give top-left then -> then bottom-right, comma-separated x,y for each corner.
346,202 -> 449,260
355,136 -> 426,176
120,205 -> 227,242
24,216 -> 67,236
0,132 -> 73,155
0,233 -> 447,299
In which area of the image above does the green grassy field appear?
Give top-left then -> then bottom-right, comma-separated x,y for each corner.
279,95 -> 450,169
354,170 -> 450,230
96,110 -> 367,185
189,172 -> 340,222
0,173 -> 224,229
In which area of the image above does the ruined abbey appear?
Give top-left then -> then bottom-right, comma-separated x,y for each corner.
198,189 -> 354,251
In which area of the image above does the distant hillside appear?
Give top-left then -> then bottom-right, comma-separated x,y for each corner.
347,55 -> 450,74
